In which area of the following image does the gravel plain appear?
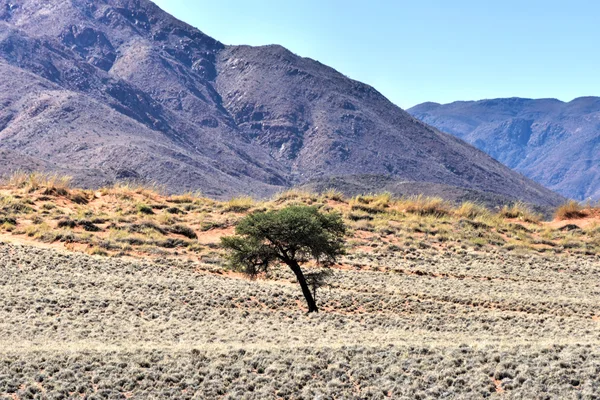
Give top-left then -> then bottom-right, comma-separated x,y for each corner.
1,241 -> 599,399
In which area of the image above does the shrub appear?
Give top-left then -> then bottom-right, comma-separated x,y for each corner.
136,203 -> 154,215
70,192 -> 90,205
167,224 -> 198,239
348,212 -> 374,221
128,222 -> 166,235
57,219 -> 77,229
78,220 -> 102,232
0,196 -> 33,214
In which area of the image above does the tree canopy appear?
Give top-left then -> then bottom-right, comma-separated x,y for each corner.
221,205 -> 346,312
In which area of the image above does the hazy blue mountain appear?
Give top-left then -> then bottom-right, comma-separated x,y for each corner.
409,97 -> 600,200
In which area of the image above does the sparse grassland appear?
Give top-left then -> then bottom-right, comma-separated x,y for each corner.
0,174 -> 600,398
1,241 -> 599,398
0,174 -> 598,260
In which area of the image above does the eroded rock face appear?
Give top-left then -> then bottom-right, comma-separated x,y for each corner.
61,26 -> 116,71
0,0 -> 565,205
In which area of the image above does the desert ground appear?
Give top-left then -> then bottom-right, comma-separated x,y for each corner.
1,175 -> 599,399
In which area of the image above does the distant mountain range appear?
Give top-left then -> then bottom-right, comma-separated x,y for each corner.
408,98 -> 600,201
0,0 -> 564,206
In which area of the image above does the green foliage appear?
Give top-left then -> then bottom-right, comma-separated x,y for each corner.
136,203 -> 155,215
222,205 -> 346,277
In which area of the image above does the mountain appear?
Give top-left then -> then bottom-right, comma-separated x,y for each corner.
0,0 -> 564,206
408,98 -> 600,201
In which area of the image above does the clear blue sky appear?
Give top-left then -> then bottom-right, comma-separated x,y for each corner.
153,0 -> 600,109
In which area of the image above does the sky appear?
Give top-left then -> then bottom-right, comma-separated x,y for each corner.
153,0 -> 600,109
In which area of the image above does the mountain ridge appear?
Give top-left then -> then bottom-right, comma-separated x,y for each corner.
0,0 -> 564,206
409,97 -> 600,200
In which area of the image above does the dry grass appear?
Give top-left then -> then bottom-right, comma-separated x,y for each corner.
100,181 -> 165,201
0,173 -> 598,260
396,195 -> 452,217
321,188 -> 346,202
4,171 -> 72,195
0,173 -> 599,398
454,201 -> 491,219
273,189 -> 318,204
555,200 -> 588,220
498,201 -> 542,223
224,196 -> 256,213
0,238 -> 599,398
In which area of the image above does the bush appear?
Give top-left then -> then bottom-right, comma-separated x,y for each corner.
136,203 -> 155,215
167,224 -> 198,239
57,219 -> 77,229
128,222 -> 166,235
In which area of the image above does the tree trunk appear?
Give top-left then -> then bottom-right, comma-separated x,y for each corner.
287,260 -> 318,313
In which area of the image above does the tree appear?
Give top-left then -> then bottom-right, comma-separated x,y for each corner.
221,205 -> 346,313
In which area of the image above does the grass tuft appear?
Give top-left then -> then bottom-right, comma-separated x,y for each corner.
455,202 -> 491,219
224,197 -> 255,213
499,202 -> 542,223
397,196 -> 451,217
555,200 -> 588,220
4,171 -> 72,195
136,203 -> 155,215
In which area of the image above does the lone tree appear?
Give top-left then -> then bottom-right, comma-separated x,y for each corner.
221,205 -> 346,313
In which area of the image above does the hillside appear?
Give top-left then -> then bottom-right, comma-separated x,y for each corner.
0,176 -> 599,398
0,0 -> 563,206
408,97 -> 600,201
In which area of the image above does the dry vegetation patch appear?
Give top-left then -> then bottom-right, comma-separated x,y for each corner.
0,174 -> 600,398
0,242 -> 599,398
0,174 -> 598,260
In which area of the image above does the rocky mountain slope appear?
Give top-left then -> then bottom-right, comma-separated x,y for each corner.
0,0 -> 564,205
408,98 -> 600,201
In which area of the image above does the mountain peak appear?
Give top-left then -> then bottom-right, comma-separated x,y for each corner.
0,0 -> 564,205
